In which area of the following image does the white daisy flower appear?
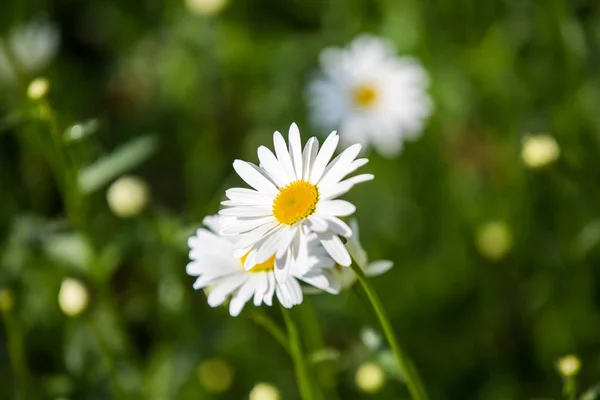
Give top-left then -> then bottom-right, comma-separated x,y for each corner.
187,215 -> 340,317
307,34 -> 432,157
0,18 -> 60,82
219,123 -> 373,283
335,219 -> 393,289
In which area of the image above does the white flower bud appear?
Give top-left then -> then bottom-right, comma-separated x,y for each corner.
197,358 -> 234,393
58,278 -> 89,317
27,77 -> 49,100
185,0 -> 228,16
106,176 -> 149,218
355,361 -> 386,393
476,220 -> 513,261
249,382 -> 281,400
557,355 -> 581,377
0,289 -> 14,312
521,134 -> 560,168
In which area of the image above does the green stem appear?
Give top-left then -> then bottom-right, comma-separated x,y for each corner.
280,306 -> 314,400
248,309 -> 290,354
297,301 -> 338,400
87,316 -> 128,400
1,309 -> 30,398
349,263 -> 429,400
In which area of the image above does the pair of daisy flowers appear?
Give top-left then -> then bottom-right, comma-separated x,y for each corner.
186,33 -> 429,315
187,124 -> 377,316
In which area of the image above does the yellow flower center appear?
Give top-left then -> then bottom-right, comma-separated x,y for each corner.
353,85 -> 378,108
272,180 -> 319,225
240,252 -> 275,272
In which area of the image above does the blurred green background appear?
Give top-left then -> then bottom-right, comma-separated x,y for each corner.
2,0 -> 600,399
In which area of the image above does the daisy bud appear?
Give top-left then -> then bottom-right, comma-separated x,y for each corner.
249,382 -> 281,400
106,176 -> 149,218
557,355 -> 581,378
0,289 -> 14,312
197,358 -> 234,393
521,134 -> 560,168
185,0 -> 227,16
355,361 -> 386,393
476,221 -> 512,261
27,77 -> 50,100
58,278 -> 89,317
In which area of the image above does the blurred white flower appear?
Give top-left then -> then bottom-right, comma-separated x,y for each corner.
249,382 -> 281,400
58,278 -> 89,317
557,354 -> 581,378
219,123 -> 372,283
360,326 -> 383,351
187,215 -> 340,316
185,0 -> 228,16
308,35 -> 432,157
27,77 -> 49,100
475,220 -> 512,261
336,219 -> 393,289
0,18 -> 59,82
106,175 -> 149,218
197,357 -> 234,393
355,361 -> 386,393
521,133 -> 560,168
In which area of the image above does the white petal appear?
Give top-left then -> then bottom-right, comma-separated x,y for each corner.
318,200 -> 356,217
219,216 -> 275,235
324,216 -> 353,237
319,181 -> 353,200
229,278 -> 257,316
318,231 -> 351,266
243,248 -> 258,270
299,271 -> 340,294
254,225 -> 287,263
201,215 -> 221,233
263,272 -> 276,306
257,146 -> 288,187
288,123 -> 303,180
233,160 -> 279,195
206,274 -> 247,307
317,143 -> 362,187
366,260 -> 394,277
219,206 -> 272,217
309,131 -> 339,184
339,174 -> 374,186
273,131 -> 297,182
302,137 -> 319,181
253,274 -> 269,306
307,215 -> 328,232
225,187 -> 273,205
274,249 -> 292,283
231,222 -> 278,250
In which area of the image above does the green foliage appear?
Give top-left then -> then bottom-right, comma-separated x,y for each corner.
1,0 -> 600,399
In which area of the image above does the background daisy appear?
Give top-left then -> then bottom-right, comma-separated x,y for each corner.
0,18 -> 59,83
219,123 -> 373,282
187,215 -> 340,316
307,34 -> 432,157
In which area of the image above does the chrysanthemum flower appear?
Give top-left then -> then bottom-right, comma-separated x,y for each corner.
307,35 -> 432,157
0,18 -> 59,82
187,215 -> 340,316
219,123 -> 373,282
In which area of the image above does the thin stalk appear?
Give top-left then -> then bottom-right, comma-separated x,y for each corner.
280,306 -> 314,400
87,316 -> 128,400
349,263 -> 430,400
297,301 -> 338,400
248,308 -> 290,354
1,308 -> 30,398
